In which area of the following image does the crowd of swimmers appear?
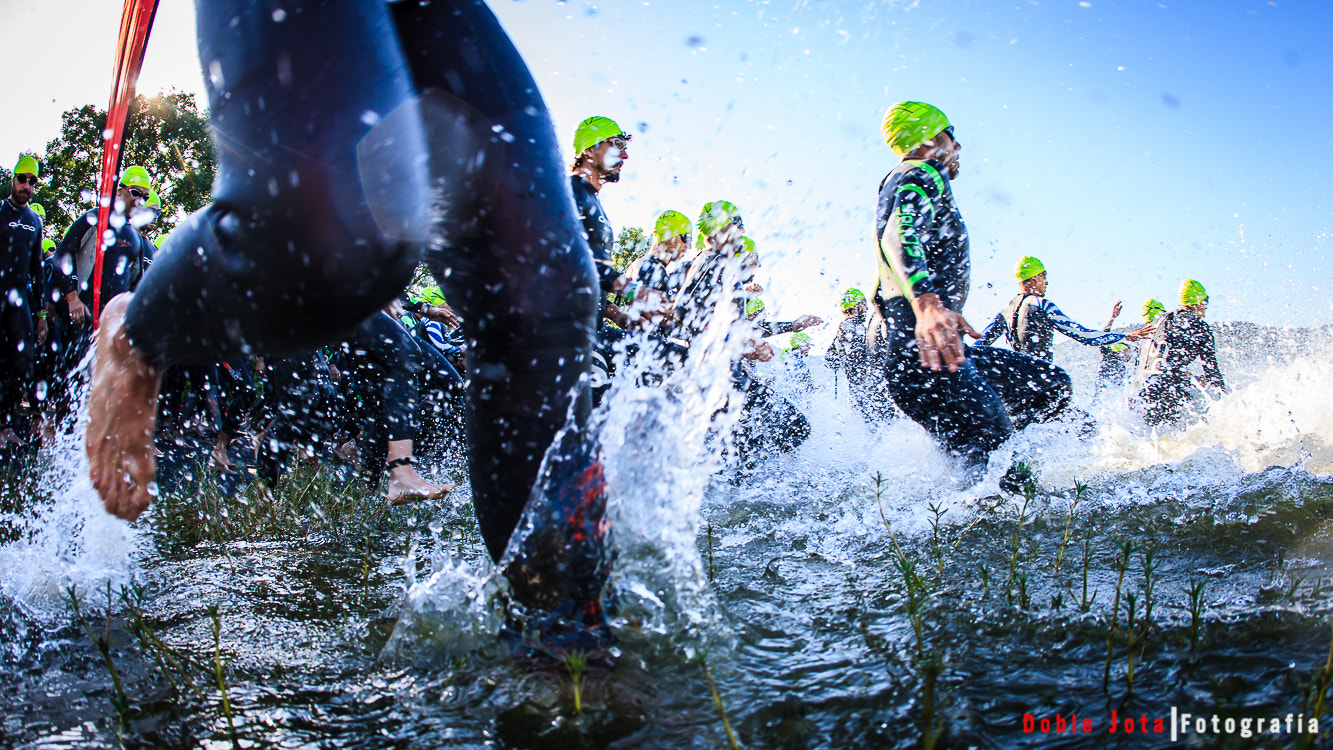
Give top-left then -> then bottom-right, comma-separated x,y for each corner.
0,0 -> 1232,659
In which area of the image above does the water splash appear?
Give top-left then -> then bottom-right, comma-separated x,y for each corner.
0,344 -> 140,621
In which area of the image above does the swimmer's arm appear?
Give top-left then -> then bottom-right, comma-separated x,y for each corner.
977,313 -> 1005,346
1042,298 -> 1126,346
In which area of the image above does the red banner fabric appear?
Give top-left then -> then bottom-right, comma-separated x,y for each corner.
92,0 -> 160,330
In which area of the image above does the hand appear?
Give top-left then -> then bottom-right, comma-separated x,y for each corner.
626,288 -> 674,328
791,315 -> 823,331
36,318 -> 47,346
67,293 -> 88,327
603,301 -> 631,329
1109,300 -> 1123,320
744,339 -> 774,362
911,293 -> 980,372
1124,323 -> 1155,342
383,299 -> 405,319
426,303 -> 461,328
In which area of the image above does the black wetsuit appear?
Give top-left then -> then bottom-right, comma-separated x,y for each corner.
570,175 -> 620,319
48,208 -> 146,426
1136,309 -> 1225,426
121,0 -> 603,627
627,253 -> 686,299
873,159 -> 1072,470
0,198 -> 45,432
825,315 -> 880,421
51,208 -> 143,319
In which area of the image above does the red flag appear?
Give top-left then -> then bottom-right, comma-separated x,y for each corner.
92,0 -> 160,329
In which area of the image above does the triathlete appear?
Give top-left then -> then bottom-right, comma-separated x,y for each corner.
871,102 -> 1076,490
85,0 -> 619,654
978,256 -> 1150,361
49,165 -> 153,432
625,209 -> 692,305
1094,299 -> 1163,400
1134,280 -> 1226,427
825,288 -> 882,421
569,116 -> 670,331
0,155 -> 47,447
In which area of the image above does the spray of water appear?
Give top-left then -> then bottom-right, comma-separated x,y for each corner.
0,344 -> 140,622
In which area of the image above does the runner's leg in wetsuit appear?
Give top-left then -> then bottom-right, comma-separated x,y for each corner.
881,318 -> 1071,475
94,0 -> 604,630
388,1 -> 606,638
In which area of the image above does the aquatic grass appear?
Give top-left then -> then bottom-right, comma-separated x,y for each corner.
1104,540 -> 1133,692
562,650 -> 588,716
1004,481 -> 1035,603
1079,531 -> 1098,613
706,522 -> 716,583
153,462 -> 429,553
1185,579 -> 1207,653
927,501 -> 947,576
208,605 -> 240,750
696,653 -> 742,750
951,495 -> 1007,553
118,585 -> 208,701
66,583 -> 130,732
1054,478 -> 1086,572
1123,592 -> 1138,695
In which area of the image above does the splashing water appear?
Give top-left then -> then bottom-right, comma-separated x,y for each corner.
0,343 -> 140,622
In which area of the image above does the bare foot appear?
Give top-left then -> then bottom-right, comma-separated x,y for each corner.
86,294 -> 163,521
386,464 -> 454,506
209,436 -> 236,475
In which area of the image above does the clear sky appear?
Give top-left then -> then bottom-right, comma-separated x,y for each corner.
5,0 -> 1329,327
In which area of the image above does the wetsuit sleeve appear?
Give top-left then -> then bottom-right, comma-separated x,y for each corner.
978,313 -> 1005,346
1040,298 -> 1125,347
878,173 -> 939,300
50,216 -> 93,300
755,320 -> 774,337
770,321 -> 795,335
28,216 -> 44,310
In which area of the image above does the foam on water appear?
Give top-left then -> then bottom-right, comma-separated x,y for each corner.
0,346 -> 140,621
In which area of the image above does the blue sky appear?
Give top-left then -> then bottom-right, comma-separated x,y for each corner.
6,0 -> 1329,327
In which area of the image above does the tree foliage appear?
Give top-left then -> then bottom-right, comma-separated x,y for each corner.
613,226 -> 649,273
13,91 -> 215,242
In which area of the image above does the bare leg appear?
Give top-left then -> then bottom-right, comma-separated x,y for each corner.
86,293 -> 163,521
385,438 -> 452,506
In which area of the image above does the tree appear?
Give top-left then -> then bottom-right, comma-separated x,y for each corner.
612,226 -> 648,273
29,91 -> 216,242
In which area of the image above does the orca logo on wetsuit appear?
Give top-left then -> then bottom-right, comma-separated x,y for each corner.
8,220 -> 36,234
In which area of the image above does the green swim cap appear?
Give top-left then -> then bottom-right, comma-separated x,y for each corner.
1179,279 -> 1208,307
422,285 -> 446,306
573,116 -> 629,155
29,202 -> 44,220
653,209 -> 691,243
154,235 -> 167,250
881,101 -> 952,157
840,288 -> 866,310
1015,255 -> 1046,281
745,297 -> 765,317
698,200 -> 742,240
13,155 -> 39,178
119,165 -> 153,191
790,331 -> 812,348
41,238 -> 56,254
741,236 -> 756,254
1142,298 -> 1165,322
145,190 -> 161,210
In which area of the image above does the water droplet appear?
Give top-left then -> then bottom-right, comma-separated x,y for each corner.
271,8 -> 287,21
